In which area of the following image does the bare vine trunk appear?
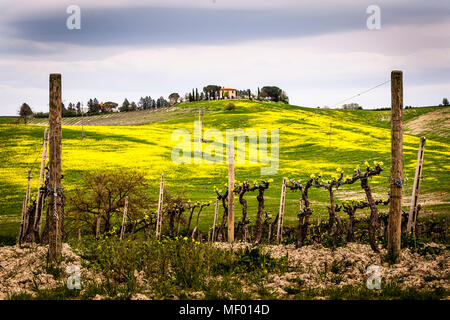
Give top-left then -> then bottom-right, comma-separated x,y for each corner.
297,188 -> 312,247
360,177 -> 379,252
186,207 -> 195,234
217,196 -> 228,242
345,207 -> 356,242
239,191 -> 249,242
327,188 -> 336,234
254,189 -> 265,244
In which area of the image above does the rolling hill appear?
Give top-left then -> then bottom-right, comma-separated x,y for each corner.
0,100 -> 449,240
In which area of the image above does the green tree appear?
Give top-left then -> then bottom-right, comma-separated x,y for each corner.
203,85 -> 221,100
443,98 -> 449,106
67,170 -> 153,238
260,86 -> 283,102
119,98 -> 130,112
18,103 -> 33,124
169,93 -> 180,105
87,98 -> 100,114
129,101 -> 137,111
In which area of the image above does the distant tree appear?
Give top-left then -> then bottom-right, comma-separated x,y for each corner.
260,86 -> 282,102
195,88 -> 199,101
257,87 -> 261,100
18,103 -> 33,124
93,98 -> 100,112
76,102 -> 81,114
443,98 -> 449,106
87,98 -> 100,114
156,96 -> 169,108
203,85 -> 221,100
169,93 -> 180,105
192,89 -> 195,101
62,102 -> 78,117
139,96 -> 154,110
279,91 -> 289,104
138,97 -> 146,110
129,101 -> 137,111
119,98 -> 130,112
102,101 -> 118,113
342,103 -> 361,110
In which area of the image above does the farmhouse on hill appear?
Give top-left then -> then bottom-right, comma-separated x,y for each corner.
219,87 -> 238,99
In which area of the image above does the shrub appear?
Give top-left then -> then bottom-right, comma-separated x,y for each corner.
225,102 -> 235,111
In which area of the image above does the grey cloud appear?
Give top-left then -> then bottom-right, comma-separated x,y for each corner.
5,3 -> 448,54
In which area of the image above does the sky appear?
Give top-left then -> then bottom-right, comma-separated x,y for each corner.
0,0 -> 449,115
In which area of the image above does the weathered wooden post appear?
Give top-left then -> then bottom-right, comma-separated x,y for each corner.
276,177 -> 287,244
227,142 -> 235,243
120,196 -> 129,240
198,109 -> 203,154
17,196 -> 26,245
25,169 -> 32,206
211,198 -> 219,243
19,169 -> 32,243
156,173 -> 164,239
329,122 -> 332,150
48,73 -> 63,262
407,136 -> 426,233
81,103 -> 84,139
33,128 -> 49,235
388,70 -> 403,263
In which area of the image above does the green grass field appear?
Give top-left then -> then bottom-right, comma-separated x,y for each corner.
1,100 -> 449,239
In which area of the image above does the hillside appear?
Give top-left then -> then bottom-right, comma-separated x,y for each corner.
0,100 -> 449,241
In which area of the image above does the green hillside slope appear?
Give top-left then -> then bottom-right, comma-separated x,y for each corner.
0,100 -> 449,239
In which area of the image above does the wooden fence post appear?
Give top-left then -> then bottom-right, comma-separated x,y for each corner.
407,136 -> 426,233
198,109 -> 203,154
81,104 -> 84,139
388,70 -> 403,263
120,196 -> 129,240
276,177 -> 287,244
25,169 -> 32,206
211,198 -> 219,243
156,173 -> 164,239
19,169 -> 32,243
17,196 -> 26,245
227,142 -> 235,243
48,73 -> 63,262
33,128 -> 49,234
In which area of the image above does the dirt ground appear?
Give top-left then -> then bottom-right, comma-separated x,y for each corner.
217,242 -> 450,297
0,243 -> 99,299
1,242 -> 448,299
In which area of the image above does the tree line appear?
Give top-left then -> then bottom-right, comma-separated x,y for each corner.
18,85 -> 290,122
181,85 -> 288,103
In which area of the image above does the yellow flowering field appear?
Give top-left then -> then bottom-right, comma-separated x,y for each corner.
0,100 -> 449,237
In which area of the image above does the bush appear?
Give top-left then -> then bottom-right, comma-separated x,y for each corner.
225,102 -> 235,111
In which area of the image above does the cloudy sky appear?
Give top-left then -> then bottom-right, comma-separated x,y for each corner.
0,0 -> 449,115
